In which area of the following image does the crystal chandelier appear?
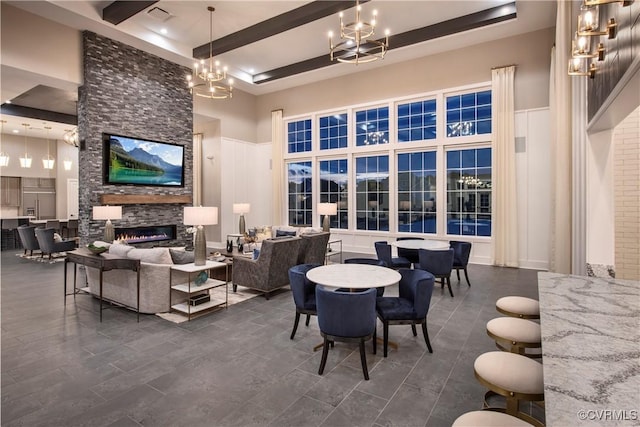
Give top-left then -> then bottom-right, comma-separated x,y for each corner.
63,128 -> 79,147
42,125 -> 55,169
186,6 -> 233,99
19,123 -> 32,168
0,120 -> 9,167
328,0 -> 390,64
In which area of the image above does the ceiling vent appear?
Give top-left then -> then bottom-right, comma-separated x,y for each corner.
147,7 -> 171,22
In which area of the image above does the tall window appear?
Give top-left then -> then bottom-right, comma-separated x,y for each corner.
397,99 -> 437,142
355,155 -> 389,231
446,90 -> 492,137
287,161 -> 312,225
355,106 -> 389,146
319,159 -> 348,229
319,113 -> 348,150
287,119 -> 312,153
446,148 -> 492,236
397,151 -> 436,233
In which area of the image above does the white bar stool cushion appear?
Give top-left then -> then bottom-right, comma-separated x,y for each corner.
474,351 -> 544,395
496,296 -> 540,318
452,410 -> 532,426
487,317 -> 541,345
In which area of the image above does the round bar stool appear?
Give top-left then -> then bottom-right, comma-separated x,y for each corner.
452,410 -> 533,426
474,351 -> 545,427
496,296 -> 540,319
487,317 -> 542,359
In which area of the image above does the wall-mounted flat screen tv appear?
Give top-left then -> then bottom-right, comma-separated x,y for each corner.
103,133 -> 185,187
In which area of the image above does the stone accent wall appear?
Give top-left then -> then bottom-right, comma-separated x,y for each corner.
613,106 -> 639,280
78,31 -> 193,246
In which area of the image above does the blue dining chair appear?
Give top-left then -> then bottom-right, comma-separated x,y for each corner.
343,258 -> 387,296
288,263 -> 322,340
316,286 -> 377,380
375,268 -> 435,357
450,240 -> 472,287
375,241 -> 411,269
418,248 -> 455,297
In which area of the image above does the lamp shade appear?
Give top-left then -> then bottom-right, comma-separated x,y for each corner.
233,203 -> 250,214
318,203 -> 337,216
93,205 -> 122,220
184,206 -> 218,226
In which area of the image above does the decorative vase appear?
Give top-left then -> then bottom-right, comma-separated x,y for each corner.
226,239 -> 233,253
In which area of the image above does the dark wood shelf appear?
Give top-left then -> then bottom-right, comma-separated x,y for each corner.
100,194 -> 192,205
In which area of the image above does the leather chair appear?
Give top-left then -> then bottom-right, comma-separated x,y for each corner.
450,240 -> 472,286
344,258 -> 387,296
297,232 -> 330,265
396,236 -> 424,267
288,263 -> 321,339
375,268 -> 435,357
34,227 -> 76,259
418,248 -> 455,297
375,241 -> 411,269
316,286 -> 377,380
17,225 -> 40,256
232,236 -> 302,299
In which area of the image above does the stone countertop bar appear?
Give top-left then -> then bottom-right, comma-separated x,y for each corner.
538,272 -> 640,426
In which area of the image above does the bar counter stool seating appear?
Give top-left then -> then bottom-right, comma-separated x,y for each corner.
65,219 -> 79,239
375,241 -> 411,269
418,248 -> 455,297
34,227 -> 76,259
45,220 -> 61,235
316,286 -> 377,380
288,263 -> 322,340
375,268 -> 435,357
396,236 -> 424,267
452,410 -> 532,426
450,240 -> 472,286
1,219 -> 20,250
17,225 -> 40,256
474,351 -> 545,427
486,317 -> 542,359
343,258 -> 387,296
496,296 -> 540,319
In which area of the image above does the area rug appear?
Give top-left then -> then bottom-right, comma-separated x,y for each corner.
15,252 -> 67,264
156,284 -> 265,324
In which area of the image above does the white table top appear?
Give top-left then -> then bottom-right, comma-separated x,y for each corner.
391,239 -> 450,250
306,264 -> 401,289
170,261 -> 226,273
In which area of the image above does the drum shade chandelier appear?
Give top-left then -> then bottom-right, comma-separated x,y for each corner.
186,6 -> 233,99
328,0 -> 390,65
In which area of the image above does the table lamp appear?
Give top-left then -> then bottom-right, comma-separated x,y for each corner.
233,203 -> 250,234
318,203 -> 337,232
184,206 -> 218,265
92,205 -> 122,243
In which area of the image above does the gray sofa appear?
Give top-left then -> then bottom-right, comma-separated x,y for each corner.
232,236 -> 302,299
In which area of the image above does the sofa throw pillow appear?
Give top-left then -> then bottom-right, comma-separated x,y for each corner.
127,247 -> 173,265
53,232 -> 63,242
109,243 -> 134,258
170,249 -> 195,264
276,230 -> 297,237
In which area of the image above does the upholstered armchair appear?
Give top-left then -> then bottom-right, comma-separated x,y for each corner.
17,225 -> 40,256
297,232 -> 330,265
232,236 -> 302,299
34,227 -> 76,259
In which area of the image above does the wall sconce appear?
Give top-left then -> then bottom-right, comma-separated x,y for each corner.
568,58 -> 597,78
577,5 -> 617,39
572,33 -> 605,61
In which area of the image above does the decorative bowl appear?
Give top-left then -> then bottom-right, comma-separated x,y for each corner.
87,244 -> 108,255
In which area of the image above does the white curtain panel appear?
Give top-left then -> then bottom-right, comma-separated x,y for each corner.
192,133 -> 203,206
491,65 -> 518,267
549,1 -> 573,273
271,109 -> 284,225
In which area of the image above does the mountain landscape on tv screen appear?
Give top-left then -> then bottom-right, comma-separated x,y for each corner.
108,139 -> 182,185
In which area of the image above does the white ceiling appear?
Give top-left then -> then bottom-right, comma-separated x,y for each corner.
1,0 -> 556,140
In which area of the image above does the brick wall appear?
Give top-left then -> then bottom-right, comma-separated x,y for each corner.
613,106 -> 640,280
78,31 -> 193,246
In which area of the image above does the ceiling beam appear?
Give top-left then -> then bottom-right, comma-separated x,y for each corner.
103,1 -> 158,25
0,104 -> 77,126
193,0 -> 369,59
252,2 -> 517,85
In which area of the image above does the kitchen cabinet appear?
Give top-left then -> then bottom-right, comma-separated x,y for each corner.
1,177 -> 21,207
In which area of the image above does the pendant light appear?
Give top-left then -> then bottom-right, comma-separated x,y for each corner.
19,123 -> 32,168
42,125 -> 55,169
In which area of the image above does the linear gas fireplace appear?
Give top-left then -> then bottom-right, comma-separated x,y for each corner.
115,225 -> 177,244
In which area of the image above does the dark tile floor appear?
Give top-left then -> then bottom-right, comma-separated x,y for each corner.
1,249 -> 541,426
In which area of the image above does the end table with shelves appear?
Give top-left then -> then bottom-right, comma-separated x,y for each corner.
325,239 -> 343,264
170,261 -> 229,320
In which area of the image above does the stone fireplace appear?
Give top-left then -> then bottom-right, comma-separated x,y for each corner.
115,225 -> 177,244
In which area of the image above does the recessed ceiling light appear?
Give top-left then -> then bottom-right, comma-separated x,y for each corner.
160,28 -> 168,35
12,129 -> 19,133
5,100 -> 11,104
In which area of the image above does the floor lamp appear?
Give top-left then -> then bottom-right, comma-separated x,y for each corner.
318,203 -> 337,232
233,203 -> 250,234
92,205 -> 122,243
184,206 -> 218,265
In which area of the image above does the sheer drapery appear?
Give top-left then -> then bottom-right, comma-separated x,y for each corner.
271,109 -> 284,225
491,65 -> 518,267
549,0 -> 573,273
192,133 -> 203,206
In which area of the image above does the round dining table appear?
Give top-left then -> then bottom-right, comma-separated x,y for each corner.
306,263 -> 401,290
391,239 -> 450,250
